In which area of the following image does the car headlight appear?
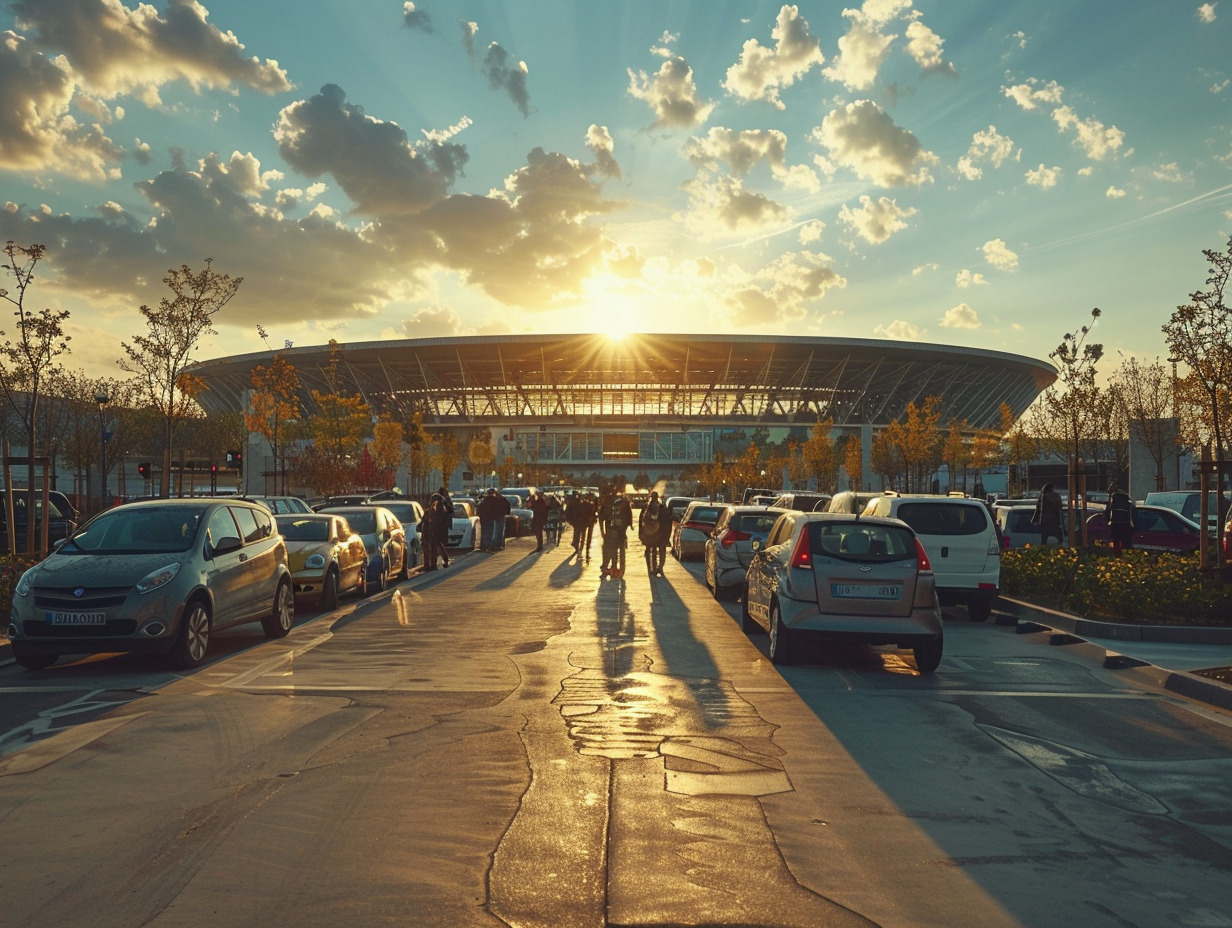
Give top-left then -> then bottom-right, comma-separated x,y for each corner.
136,562 -> 182,594
14,568 -> 34,597
305,553 -> 326,569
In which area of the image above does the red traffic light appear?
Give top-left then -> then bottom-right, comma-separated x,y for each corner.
138,462 -> 150,478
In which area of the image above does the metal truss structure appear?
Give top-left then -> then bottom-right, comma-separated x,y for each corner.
190,333 -> 1056,433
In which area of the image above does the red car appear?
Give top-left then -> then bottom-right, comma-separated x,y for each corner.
1085,504 -> 1201,553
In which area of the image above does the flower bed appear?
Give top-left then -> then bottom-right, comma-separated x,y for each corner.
1000,546 -> 1232,626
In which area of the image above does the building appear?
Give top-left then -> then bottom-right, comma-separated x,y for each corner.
188,333 -> 1057,492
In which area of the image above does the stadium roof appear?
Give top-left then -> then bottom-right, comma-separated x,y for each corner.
190,333 -> 1056,431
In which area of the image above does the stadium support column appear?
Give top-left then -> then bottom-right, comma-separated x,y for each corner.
862,424 -> 873,491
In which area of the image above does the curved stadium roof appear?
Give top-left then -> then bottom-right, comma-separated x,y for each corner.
190,333 -> 1056,432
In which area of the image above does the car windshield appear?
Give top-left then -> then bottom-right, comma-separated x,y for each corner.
62,505 -> 205,554
343,510 -> 376,533
381,504 -> 419,523
278,517 -> 331,542
895,502 -> 988,535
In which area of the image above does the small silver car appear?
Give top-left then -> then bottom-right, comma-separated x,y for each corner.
704,505 -> 785,600
8,499 -> 293,670
743,512 -> 943,671
670,500 -> 726,561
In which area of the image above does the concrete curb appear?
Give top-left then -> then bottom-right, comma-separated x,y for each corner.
999,596 -> 1232,713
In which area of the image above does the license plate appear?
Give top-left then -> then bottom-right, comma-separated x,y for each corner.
831,583 -> 901,600
47,610 -> 106,626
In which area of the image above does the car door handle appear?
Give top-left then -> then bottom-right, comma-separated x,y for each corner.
238,552 -> 248,562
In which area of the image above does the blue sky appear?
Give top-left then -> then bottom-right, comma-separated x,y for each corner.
2,0 -> 1230,380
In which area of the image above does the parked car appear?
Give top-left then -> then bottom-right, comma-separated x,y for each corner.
663,495 -> 701,544
994,504 -> 1053,550
670,500 -> 726,561
7,498 -> 293,670
1144,490 -> 1229,536
372,499 -> 425,568
317,505 -> 408,592
741,487 -> 774,503
449,500 -> 481,550
0,489 -> 79,553
704,505 -> 785,600
244,495 -> 313,515
502,494 -> 533,537
770,492 -> 832,513
1085,504 -> 1201,553
862,494 -> 1001,621
825,491 -> 882,515
742,512 -> 943,671
276,513 -> 367,609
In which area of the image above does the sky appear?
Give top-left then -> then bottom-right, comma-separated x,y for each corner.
2,0 -> 1231,382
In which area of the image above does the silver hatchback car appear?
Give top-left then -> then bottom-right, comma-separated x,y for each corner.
8,499 -> 294,670
743,512 -> 943,671
704,505 -> 785,600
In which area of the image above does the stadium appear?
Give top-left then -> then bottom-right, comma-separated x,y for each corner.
189,333 -> 1057,490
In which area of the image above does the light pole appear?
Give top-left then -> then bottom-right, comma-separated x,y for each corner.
94,389 -> 109,512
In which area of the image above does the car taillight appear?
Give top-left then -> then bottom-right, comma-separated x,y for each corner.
720,527 -> 751,549
987,537 -> 1001,556
789,530 -> 812,569
914,537 -> 933,572
684,521 -> 712,533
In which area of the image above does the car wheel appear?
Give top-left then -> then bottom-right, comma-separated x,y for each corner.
168,600 -> 211,670
11,645 -> 56,670
262,580 -> 295,638
768,603 -> 795,665
913,634 -> 943,674
318,568 -> 339,611
967,598 -> 992,622
740,587 -> 759,634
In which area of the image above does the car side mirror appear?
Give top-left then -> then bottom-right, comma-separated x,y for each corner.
212,535 -> 243,557
751,538 -> 762,552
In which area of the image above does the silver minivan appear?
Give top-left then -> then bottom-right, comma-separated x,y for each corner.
9,499 -> 293,670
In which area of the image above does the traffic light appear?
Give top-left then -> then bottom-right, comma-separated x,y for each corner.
138,462 -> 150,478
225,450 -> 242,469
210,464 -> 218,474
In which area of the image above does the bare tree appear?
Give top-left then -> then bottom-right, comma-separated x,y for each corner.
1109,356 -> 1175,490
0,242 -> 72,549
120,258 -> 242,497
1044,308 -> 1104,541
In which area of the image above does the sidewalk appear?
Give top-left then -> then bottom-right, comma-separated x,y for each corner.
998,596 -> 1232,713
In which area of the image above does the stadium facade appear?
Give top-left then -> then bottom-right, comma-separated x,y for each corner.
189,334 -> 1057,492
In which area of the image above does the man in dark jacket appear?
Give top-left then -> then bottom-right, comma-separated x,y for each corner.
639,491 -> 668,576
493,491 -> 512,550
476,488 -> 503,551
530,490 -> 549,551
1105,482 -> 1136,555
1031,483 -> 1064,545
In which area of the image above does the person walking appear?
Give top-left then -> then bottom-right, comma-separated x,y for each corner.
639,491 -> 668,576
424,493 -> 452,569
476,488 -> 502,552
578,492 -> 597,557
530,490 -> 549,551
600,491 -> 633,578
1105,482 -> 1136,555
493,490 -> 511,550
1031,482 -> 1064,545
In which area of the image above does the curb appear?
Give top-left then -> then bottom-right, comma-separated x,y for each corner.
999,596 -> 1232,713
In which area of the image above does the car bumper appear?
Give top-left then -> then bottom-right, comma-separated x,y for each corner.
775,592 -> 943,642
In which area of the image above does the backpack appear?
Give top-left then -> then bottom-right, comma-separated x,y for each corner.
610,499 -> 626,530
643,506 -> 660,530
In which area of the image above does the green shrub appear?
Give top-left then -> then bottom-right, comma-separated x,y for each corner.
1001,546 -> 1231,625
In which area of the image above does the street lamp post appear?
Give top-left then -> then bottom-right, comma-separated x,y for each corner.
94,389 -> 109,513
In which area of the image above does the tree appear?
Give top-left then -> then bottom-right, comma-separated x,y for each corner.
1044,308 -> 1104,542
467,432 -> 495,485
372,418 -> 405,489
801,419 -> 838,492
300,340 -> 371,495
120,258 -> 241,497
842,433 -> 863,490
245,354 -> 301,495
434,432 -> 460,490
0,242 -> 72,550
1162,235 -> 1232,469
942,420 -> 970,493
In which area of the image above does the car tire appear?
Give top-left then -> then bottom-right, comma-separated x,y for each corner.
768,603 -> 795,665
262,580 -> 295,638
740,588 -> 759,634
913,634 -> 943,674
967,598 -> 993,622
11,645 -> 56,670
318,568 -> 339,611
168,600 -> 211,670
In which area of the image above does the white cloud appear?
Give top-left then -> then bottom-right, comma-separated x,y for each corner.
904,19 -> 955,74
1152,162 -> 1188,182
798,219 -> 825,244
811,100 -> 937,187
683,127 -> 788,175
982,238 -> 1019,271
955,269 -> 987,288
823,16 -> 897,91
402,2 -> 433,32
1025,163 -> 1062,188
1051,105 -> 1125,160
873,319 -> 922,340
628,56 -> 715,129
681,172 -> 788,233
1197,3 -> 1217,23
838,195 -> 916,244
724,249 -> 847,325
723,5 -> 826,110
1002,78 -> 1064,110
912,262 -> 939,275
956,126 -> 1017,180
939,303 -> 980,328
401,306 -> 462,338
1106,185 -> 1127,198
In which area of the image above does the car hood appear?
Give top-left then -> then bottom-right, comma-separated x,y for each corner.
283,540 -> 332,571
28,550 -> 189,587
